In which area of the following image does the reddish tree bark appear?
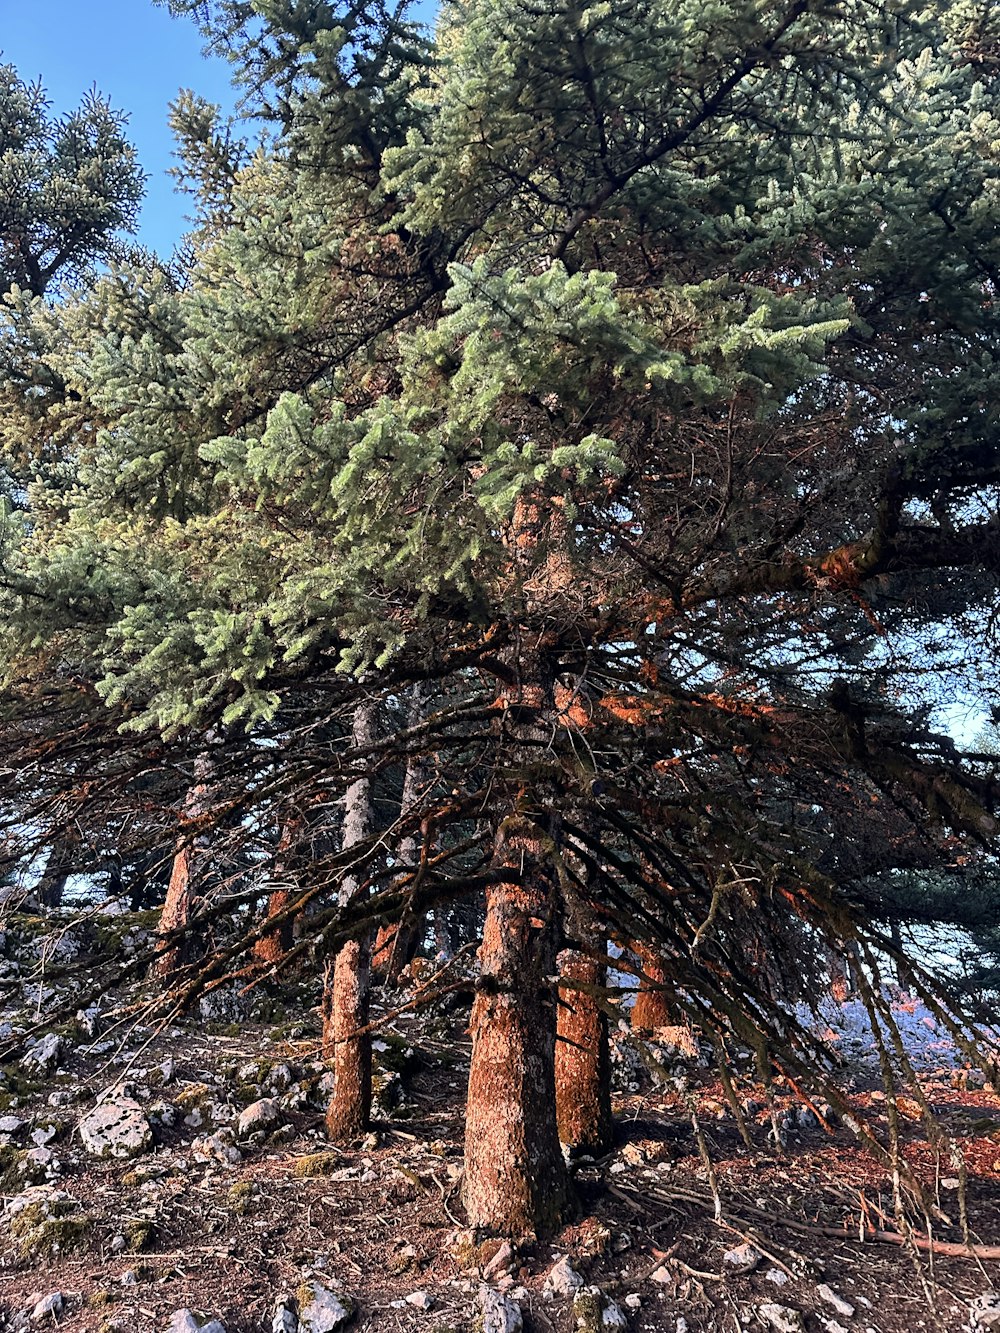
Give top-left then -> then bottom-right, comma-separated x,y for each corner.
155,749 -> 214,980
462,639 -> 571,1238
555,947 -> 613,1156
254,816 -> 302,968
324,696 -> 377,1141
630,941 -> 675,1032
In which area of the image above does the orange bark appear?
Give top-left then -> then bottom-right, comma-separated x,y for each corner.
555,948 -> 613,1156
630,942 -> 675,1032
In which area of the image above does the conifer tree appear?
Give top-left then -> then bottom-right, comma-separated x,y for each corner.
6,0 -> 1000,1238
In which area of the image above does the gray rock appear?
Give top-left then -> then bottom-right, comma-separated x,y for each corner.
404,1292 -> 434,1311
572,1288 -> 627,1332
757,1306 -> 805,1333
166,1314 -> 200,1333
272,1297 -> 298,1333
721,1242 -> 761,1274
78,1097 -> 152,1159
479,1286 -> 523,1333
237,1097 -> 281,1138
543,1255 -> 584,1301
972,1293 -> 1000,1329
816,1284 -> 854,1319
298,1282 -> 355,1333
21,1034 -> 63,1074
29,1292 -> 64,1322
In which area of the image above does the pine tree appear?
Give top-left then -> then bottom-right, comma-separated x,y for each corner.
5,0 -> 1000,1237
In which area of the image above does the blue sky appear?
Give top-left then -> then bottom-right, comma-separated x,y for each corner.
1,0 -> 241,256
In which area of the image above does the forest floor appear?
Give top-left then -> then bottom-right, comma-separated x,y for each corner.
1,912 -> 999,1333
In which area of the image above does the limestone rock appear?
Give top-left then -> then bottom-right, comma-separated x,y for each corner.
972,1293 -> 1000,1329
816,1285 -> 854,1319
404,1292 -> 433,1311
78,1097 -> 152,1159
21,1034 -> 63,1075
298,1281 -> 355,1333
543,1255 -> 584,1301
237,1097 -> 281,1139
572,1287 -> 627,1332
479,1286 -> 523,1333
721,1242 -> 762,1275
757,1305 -> 806,1333
166,1314 -> 200,1333
29,1292 -> 64,1322
272,1297 -> 298,1333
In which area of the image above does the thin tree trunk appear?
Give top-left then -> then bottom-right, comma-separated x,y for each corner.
372,683 -> 429,983
324,696 -> 377,1141
555,947 -> 613,1157
35,830 -> 78,910
155,749 -> 214,980
254,816 -> 302,967
462,642 -> 571,1237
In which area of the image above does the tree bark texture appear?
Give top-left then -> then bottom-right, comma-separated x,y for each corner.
254,816 -> 303,967
155,749 -> 214,981
324,696 -> 377,1141
462,639 -> 571,1237
555,947 -> 613,1156
630,941 -> 675,1032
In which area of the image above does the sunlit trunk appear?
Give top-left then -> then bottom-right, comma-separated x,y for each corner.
254,816 -> 302,968
462,641 -> 571,1237
555,947 -> 613,1156
630,941 -> 675,1032
155,749 -> 214,980
324,697 -> 377,1141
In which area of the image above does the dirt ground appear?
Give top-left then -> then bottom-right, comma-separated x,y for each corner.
1,923 -> 999,1333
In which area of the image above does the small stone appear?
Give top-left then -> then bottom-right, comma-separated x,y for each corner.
166,1313 -> 199,1333
649,1267 -> 671,1285
816,1284 -> 854,1319
404,1292 -> 433,1311
972,1292 -> 1000,1329
298,1281 -> 355,1333
22,1034 -> 63,1075
765,1269 -> 789,1286
78,1098 -> 152,1159
237,1097 -> 282,1138
722,1242 -> 762,1275
200,1323 -> 227,1333
272,1297 -> 298,1333
821,1322 -> 849,1333
623,1296 -> 641,1312
479,1285 -> 523,1333
482,1240 -> 514,1278
757,1305 -> 806,1333
29,1292 -> 64,1322
543,1255 -> 584,1300
940,1176 -> 961,1189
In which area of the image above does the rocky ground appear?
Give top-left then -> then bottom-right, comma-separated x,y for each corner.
1,910 -> 1000,1333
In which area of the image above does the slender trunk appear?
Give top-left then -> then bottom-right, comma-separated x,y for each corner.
555,947 -> 613,1157
630,941 -> 675,1032
254,816 -> 302,968
324,697 -> 377,1141
372,683 -> 429,983
36,833 -> 78,910
155,750 -> 214,980
462,644 -> 571,1237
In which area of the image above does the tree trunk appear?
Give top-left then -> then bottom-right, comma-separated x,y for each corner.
630,941 -> 675,1032
254,816 -> 302,968
372,683 -> 429,983
462,642 -> 571,1238
324,696 -> 377,1141
35,830 -> 78,910
155,749 -> 214,981
555,947 -> 613,1157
